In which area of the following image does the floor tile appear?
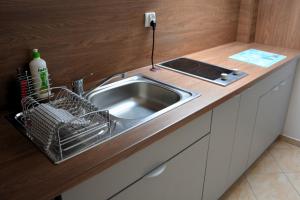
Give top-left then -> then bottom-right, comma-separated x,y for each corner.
270,147 -> 300,173
247,151 -> 281,175
224,140 -> 300,200
247,173 -> 300,200
285,173 -> 300,195
221,177 -> 256,200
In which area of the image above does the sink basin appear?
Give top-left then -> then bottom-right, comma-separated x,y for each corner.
88,81 -> 181,120
85,75 -> 199,136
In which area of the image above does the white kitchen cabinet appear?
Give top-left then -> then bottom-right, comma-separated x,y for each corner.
248,75 -> 295,165
229,61 -> 297,184
62,111 -> 211,200
203,62 -> 296,199
110,135 -> 210,200
202,95 -> 241,200
63,59 -> 298,200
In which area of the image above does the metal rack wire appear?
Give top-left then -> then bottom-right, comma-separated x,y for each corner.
16,74 -> 111,164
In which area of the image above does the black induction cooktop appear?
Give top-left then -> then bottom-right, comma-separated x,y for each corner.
157,57 -> 247,86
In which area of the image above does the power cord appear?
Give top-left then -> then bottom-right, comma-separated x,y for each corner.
150,20 -> 159,71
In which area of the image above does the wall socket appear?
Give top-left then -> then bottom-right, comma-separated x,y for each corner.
144,12 -> 156,27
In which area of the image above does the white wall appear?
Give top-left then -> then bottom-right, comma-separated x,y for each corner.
284,60 -> 300,140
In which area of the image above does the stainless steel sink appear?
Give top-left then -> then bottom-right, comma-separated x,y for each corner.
85,75 -> 199,137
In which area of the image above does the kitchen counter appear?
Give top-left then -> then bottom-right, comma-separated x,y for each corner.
1,42 -> 299,200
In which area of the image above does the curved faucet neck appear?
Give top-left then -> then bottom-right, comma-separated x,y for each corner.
99,72 -> 127,87
72,72 -> 127,96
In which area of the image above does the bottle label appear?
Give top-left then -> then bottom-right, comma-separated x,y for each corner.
38,68 -> 49,91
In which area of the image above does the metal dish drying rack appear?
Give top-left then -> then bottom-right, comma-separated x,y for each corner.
16,74 -> 111,164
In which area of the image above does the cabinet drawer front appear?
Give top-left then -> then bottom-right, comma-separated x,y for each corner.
110,135 -> 210,200
62,111 -> 212,200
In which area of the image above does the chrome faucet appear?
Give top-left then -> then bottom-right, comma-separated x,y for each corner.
72,72 -> 127,96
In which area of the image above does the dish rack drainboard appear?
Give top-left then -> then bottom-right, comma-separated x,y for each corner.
17,86 -> 111,164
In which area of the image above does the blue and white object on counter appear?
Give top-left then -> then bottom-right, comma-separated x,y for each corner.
229,49 -> 287,68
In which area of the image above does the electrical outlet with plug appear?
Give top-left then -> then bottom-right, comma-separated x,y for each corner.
145,12 -> 156,27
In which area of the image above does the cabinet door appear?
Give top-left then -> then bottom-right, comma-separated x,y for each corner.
227,87 -> 260,186
248,86 -> 280,165
248,75 -> 295,165
274,77 -> 294,137
203,95 -> 241,200
110,135 -> 210,200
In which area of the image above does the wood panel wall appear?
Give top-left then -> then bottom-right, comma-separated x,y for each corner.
0,0 -> 241,110
236,0 -> 259,43
255,0 -> 300,49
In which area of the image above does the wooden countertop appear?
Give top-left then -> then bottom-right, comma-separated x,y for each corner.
1,42 -> 299,200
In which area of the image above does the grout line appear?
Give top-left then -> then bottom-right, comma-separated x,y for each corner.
242,162 -> 258,199
245,177 -> 259,200
268,140 -> 286,173
285,172 -> 300,198
245,143 -> 284,200
268,149 -> 284,173
270,142 -> 300,198
227,140 -> 300,200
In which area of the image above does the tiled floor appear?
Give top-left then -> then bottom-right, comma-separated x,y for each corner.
221,139 -> 300,200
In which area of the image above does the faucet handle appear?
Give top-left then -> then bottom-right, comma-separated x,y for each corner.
72,78 -> 84,96
72,73 -> 94,96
